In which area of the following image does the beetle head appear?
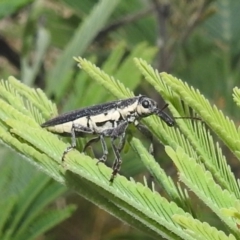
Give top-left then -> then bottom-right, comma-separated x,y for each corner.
137,96 -> 175,127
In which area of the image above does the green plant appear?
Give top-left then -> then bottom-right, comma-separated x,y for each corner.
0,156 -> 76,240
0,57 -> 240,240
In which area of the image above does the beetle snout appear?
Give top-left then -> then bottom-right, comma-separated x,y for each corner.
156,109 -> 175,127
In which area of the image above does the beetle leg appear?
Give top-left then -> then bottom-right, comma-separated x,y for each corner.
100,120 -> 128,182
83,136 -> 100,152
117,132 -> 126,153
82,135 -> 108,165
83,128 -> 126,168
97,135 -> 109,164
110,138 -> 122,183
62,123 -> 93,161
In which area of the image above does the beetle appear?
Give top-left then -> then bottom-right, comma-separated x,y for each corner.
41,95 -> 175,182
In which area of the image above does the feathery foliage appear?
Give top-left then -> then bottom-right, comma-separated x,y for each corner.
0,58 -> 240,239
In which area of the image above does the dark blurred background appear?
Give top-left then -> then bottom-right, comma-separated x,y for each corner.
1,0 -> 240,239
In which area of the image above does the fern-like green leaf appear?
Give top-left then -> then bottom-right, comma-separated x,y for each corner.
0,76 -> 197,240
232,87 -> 240,108
173,214 -> 237,240
134,58 -> 240,200
166,146 -> 239,232
74,56 -> 134,99
2,53 -> 240,239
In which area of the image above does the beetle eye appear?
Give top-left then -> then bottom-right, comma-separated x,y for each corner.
142,100 -> 150,108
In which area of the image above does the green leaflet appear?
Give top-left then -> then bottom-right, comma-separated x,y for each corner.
1,54 -> 240,240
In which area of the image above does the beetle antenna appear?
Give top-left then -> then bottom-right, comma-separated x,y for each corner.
157,103 -> 202,125
173,116 -> 202,121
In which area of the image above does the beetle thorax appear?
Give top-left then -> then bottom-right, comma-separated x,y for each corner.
118,100 -> 139,123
